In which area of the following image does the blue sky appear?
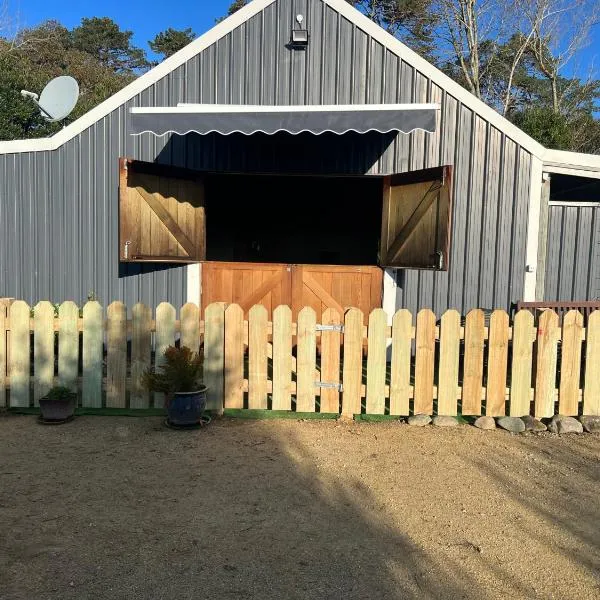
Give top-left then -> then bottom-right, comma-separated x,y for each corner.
12,0 -> 234,58
9,0 -> 600,78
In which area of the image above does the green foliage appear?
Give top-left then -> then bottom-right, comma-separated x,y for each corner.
511,108 -> 572,150
143,346 -> 204,396
149,27 -> 195,60
44,386 -> 76,401
70,17 -> 149,74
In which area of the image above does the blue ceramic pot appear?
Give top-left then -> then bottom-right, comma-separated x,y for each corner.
167,386 -> 208,426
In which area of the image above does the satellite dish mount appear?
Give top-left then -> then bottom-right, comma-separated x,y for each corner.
21,76 -> 79,123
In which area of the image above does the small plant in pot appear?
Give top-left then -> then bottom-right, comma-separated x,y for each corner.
39,386 -> 77,422
143,345 -> 207,427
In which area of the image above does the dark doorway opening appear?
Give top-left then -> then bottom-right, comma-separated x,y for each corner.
204,174 -> 383,265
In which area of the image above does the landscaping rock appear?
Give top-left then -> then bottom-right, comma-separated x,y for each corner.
521,415 -> 547,432
579,416 -> 600,434
547,415 -> 583,434
497,416 -> 526,433
432,415 -> 459,427
473,416 -> 496,430
408,414 -> 431,427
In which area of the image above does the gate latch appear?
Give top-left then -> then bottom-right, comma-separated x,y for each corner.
316,324 -> 344,333
315,381 -> 343,392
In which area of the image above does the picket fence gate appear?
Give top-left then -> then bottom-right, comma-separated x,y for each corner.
1,300 -> 599,418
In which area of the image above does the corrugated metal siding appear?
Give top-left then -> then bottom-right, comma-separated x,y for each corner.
544,204 -> 600,301
0,0 -> 532,313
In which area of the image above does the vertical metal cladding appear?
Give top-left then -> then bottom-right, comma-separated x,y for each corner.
544,204 -> 600,301
0,0 -> 533,313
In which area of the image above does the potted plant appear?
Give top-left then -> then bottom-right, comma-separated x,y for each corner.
143,345 -> 207,426
39,386 -> 77,422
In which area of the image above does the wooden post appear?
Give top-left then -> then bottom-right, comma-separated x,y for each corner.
462,309 -> 485,415
33,301 -> 54,406
534,310 -> 559,418
320,308 -> 341,414
58,301 -> 79,394
584,310 -> 600,416
204,303 -> 225,413
341,308 -> 363,416
437,310 -> 460,416
366,309 -> 388,415
272,305 -> 292,411
106,302 -> 127,408
10,301 -> 31,408
486,310 -> 509,417
82,301 -> 103,408
297,307 -> 317,413
248,305 -> 268,409
389,309 -> 412,416
510,310 -> 535,417
131,303 -> 152,409
559,310 -> 583,416
224,304 -> 244,409
414,309 -> 436,415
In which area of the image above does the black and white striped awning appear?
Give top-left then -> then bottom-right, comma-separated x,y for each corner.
129,103 -> 439,137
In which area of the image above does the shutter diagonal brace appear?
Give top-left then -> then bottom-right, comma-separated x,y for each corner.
134,185 -> 196,258
385,180 -> 442,264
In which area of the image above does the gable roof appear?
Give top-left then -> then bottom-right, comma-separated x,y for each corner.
0,0 -> 598,173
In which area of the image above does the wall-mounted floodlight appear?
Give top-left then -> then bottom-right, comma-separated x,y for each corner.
291,14 -> 309,48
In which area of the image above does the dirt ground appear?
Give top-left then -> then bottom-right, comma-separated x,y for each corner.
0,414 -> 598,600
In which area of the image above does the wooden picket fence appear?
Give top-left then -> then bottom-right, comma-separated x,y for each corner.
1,299 -> 599,418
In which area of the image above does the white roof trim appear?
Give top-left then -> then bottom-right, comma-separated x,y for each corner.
0,0 -> 597,168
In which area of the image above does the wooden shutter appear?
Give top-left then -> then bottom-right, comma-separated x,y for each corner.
379,165 -> 453,270
119,158 -> 206,263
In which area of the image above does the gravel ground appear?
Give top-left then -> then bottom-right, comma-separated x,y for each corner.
0,414 -> 599,600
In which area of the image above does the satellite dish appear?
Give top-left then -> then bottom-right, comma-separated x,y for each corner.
21,76 -> 79,123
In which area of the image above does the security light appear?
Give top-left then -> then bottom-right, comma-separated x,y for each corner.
291,29 -> 309,46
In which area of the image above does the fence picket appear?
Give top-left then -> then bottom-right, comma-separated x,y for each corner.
154,303 -> 176,408
204,303 -> 225,412
248,305 -> 268,409
82,301 -> 103,408
131,303 -> 152,409
510,310 -> 535,417
390,309 -> 412,416
486,311 -> 509,417
272,305 -> 292,410
33,301 -> 54,406
0,301 -> 7,408
462,310 -> 485,415
297,307 -> 317,413
320,308 -> 341,414
224,304 -> 245,409
438,310 -> 460,416
584,310 -> 600,415
559,310 -> 583,416
534,310 -> 559,418
366,309 -> 388,415
10,301 -> 30,407
181,303 -> 200,352
342,308 -> 363,416
414,310 -> 436,415
106,302 -> 127,408
58,301 -> 79,394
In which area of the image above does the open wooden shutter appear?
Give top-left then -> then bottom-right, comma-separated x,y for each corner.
119,158 -> 206,263
379,165 -> 453,270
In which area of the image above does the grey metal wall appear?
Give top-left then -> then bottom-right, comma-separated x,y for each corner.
544,204 -> 600,301
0,0 -> 533,313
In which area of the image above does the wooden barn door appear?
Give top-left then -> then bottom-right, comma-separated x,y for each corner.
202,262 -> 382,323
201,262 -> 292,319
292,265 -> 383,324
380,165 -> 453,270
119,158 -> 206,263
